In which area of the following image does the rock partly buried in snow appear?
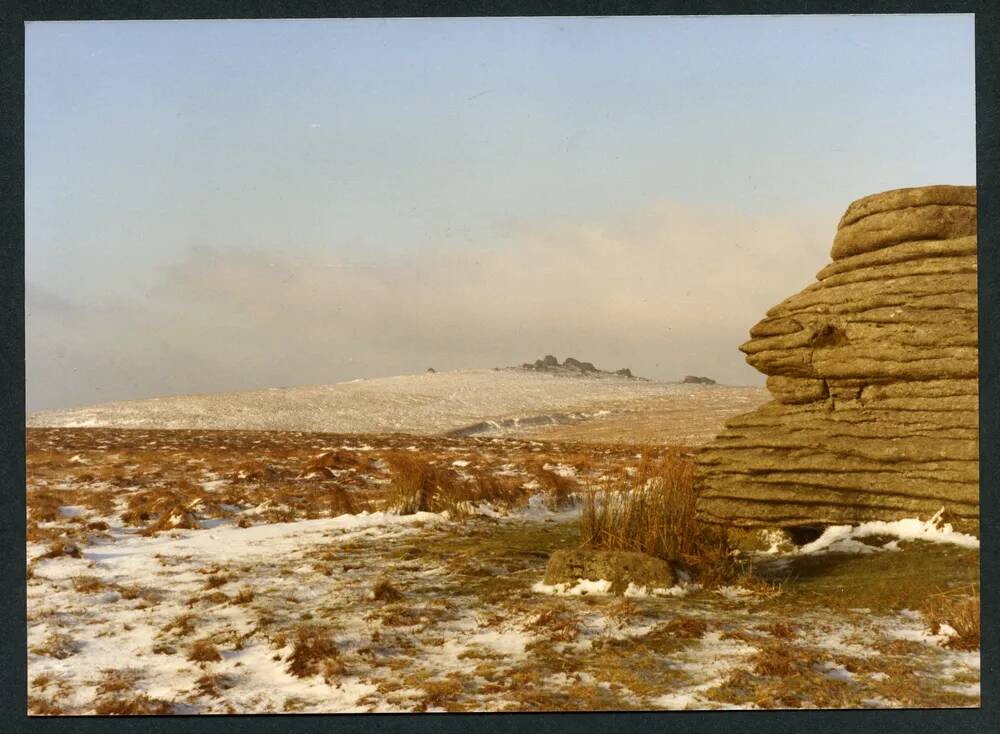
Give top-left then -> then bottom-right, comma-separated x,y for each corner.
683,375 -> 717,385
543,548 -> 676,595
695,185 -> 978,532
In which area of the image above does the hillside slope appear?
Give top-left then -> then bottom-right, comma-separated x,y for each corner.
27,369 -> 766,441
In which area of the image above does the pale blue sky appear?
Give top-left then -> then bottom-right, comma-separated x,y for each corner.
25,15 -> 975,411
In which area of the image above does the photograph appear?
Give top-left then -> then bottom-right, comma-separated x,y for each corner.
23,14 -> 979,714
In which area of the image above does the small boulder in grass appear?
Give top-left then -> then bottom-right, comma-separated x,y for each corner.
543,549 -> 676,595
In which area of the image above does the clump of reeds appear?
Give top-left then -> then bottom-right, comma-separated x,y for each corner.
580,451 -> 742,586
581,452 -> 699,561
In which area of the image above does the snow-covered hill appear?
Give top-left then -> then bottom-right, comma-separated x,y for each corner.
27,369 -> 766,437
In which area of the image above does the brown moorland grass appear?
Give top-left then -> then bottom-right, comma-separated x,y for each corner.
581,451 -> 696,559
285,625 -> 344,682
384,453 -> 528,516
371,577 -> 403,601
71,575 -> 104,593
187,638 -> 223,663
30,632 -> 78,660
526,461 -> 578,509
92,668 -> 142,697
384,454 -> 462,515
524,603 -> 580,642
750,640 -> 823,678
580,451 -> 742,583
161,613 -> 198,637
83,668 -> 176,715
26,427 -> 672,537
923,586 -> 980,650
232,586 -> 255,605
36,540 -> 82,560
28,695 -> 65,716
93,694 -> 174,716
659,616 -> 709,639
303,450 -> 373,474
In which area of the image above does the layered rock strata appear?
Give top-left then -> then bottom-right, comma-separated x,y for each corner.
695,185 -> 978,531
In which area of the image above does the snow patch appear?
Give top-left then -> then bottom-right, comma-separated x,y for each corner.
796,509 -> 978,555
624,582 -> 698,598
532,578 -> 613,596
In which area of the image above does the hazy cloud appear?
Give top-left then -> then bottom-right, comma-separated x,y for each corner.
27,200 -> 831,411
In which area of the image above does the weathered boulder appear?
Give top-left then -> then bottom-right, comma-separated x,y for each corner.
543,548 -> 676,594
695,185 -> 978,532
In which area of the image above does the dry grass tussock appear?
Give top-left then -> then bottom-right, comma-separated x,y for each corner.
93,694 -> 174,716
385,454 -> 527,517
30,632 -> 79,660
26,486 -> 116,545
285,624 -> 345,683
923,586 -> 979,650
88,668 -> 175,715
121,481 -> 218,535
582,451 -> 697,561
187,637 -> 223,663
580,451 -> 752,587
71,575 -> 104,593
302,449 -> 373,474
37,540 -> 82,560
232,586 -> 255,605
658,616 -> 709,639
371,577 -> 403,601
526,462 -> 578,509
750,641 -> 823,678
524,603 -> 580,642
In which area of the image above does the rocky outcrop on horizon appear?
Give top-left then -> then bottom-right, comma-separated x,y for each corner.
695,185 -> 979,532
518,355 -> 644,380
683,375 -> 717,385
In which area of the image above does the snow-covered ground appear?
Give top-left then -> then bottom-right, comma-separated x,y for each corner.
27,369 -> 766,438
28,493 -> 980,713
26,419 -> 978,713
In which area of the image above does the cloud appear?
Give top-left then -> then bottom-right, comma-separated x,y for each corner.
26,199 -> 832,411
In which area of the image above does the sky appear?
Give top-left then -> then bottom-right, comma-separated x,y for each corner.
25,15 -> 976,412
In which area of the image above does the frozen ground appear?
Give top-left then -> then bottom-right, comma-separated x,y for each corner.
28,501 -> 980,713
27,369 -> 768,443
26,427 -> 980,714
